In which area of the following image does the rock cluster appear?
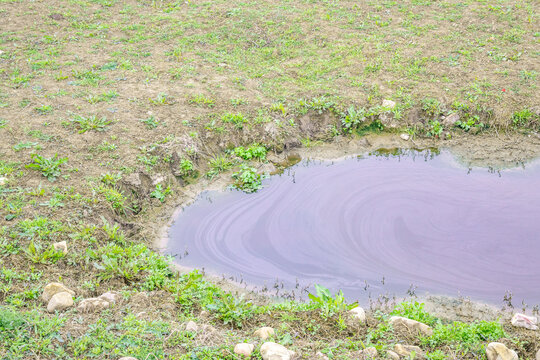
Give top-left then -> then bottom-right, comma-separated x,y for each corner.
78,292 -> 119,313
42,282 -> 75,313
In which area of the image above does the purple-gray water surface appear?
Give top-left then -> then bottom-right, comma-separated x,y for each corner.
167,150 -> 540,305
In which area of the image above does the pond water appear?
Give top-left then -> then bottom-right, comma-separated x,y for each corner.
166,150 -> 540,306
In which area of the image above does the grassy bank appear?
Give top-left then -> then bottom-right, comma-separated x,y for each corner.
0,0 -> 539,358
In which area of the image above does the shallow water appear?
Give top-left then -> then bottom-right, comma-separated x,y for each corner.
167,150 -> 540,306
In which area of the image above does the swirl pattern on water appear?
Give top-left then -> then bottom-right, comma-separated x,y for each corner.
167,151 -> 540,304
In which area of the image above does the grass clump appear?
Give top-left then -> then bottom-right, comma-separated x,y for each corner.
390,301 -> 437,326
231,164 -> 265,193
25,153 -> 67,181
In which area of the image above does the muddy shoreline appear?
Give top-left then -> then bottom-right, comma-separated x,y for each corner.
153,132 -> 540,323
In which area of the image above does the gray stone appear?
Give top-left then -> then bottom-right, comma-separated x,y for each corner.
47,291 -> 74,313
360,347 -> 377,358
260,342 -> 294,360
42,282 -> 75,303
486,342 -> 518,360
387,350 -> 400,360
99,291 -> 119,304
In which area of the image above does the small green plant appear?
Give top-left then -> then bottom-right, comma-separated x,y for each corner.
512,109 -> 536,128
231,144 -> 267,160
231,165 -> 265,193
341,106 -> 366,133
26,154 -> 67,181
421,98 -> 443,116
23,240 -> 64,264
34,105 -> 53,115
390,301 -> 437,326
422,320 -> 506,351
149,93 -> 173,105
206,293 -> 254,328
308,284 -> 357,319
222,113 -> 248,130
70,115 -> 112,133
188,94 -> 215,107
206,156 -> 233,179
150,184 -> 172,202
178,158 -> 195,178
455,115 -> 485,132
426,120 -> 443,138
140,116 -> 160,129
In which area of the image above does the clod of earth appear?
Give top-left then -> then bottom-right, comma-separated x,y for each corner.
386,350 -> 400,360
53,240 -> 68,253
510,313 -> 538,330
253,326 -> 275,340
260,342 -> 294,360
233,343 -> 254,357
42,282 -> 75,303
77,297 -> 110,313
390,316 -> 433,336
185,320 -> 198,332
486,342 -> 519,360
359,347 -> 377,358
47,291 -> 74,313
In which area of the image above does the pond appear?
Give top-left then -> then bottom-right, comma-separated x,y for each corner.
166,149 -> 540,306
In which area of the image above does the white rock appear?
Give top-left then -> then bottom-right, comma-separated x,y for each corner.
47,291 -> 74,313
254,326 -> 275,340
234,343 -> 255,357
119,357 -> 138,360
511,313 -> 538,330
390,316 -> 433,336
0,177 -> 6,186
42,282 -> 75,303
349,306 -> 366,323
387,350 -> 400,360
315,351 -> 329,360
394,344 -> 424,358
486,342 -> 518,360
400,133 -> 410,141
77,297 -> 110,313
99,291 -> 119,304
382,99 -> 396,109
185,320 -> 198,332
260,342 -> 294,360
443,112 -> 460,126
53,241 -> 68,254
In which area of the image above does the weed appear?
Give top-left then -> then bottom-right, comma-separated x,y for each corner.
455,115 -> 485,132
231,144 -> 267,161
206,293 -> 254,328
222,113 -> 248,130
178,158 -> 195,178
26,154 -> 67,181
34,105 -> 53,115
23,240 -> 65,264
231,165 -> 265,193
390,301 -> 437,326
308,284 -> 357,319
149,93 -> 174,105
69,115 -> 112,133
422,320 -> 506,351
512,109 -> 537,128
150,184 -> 171,203
426,120 -> 443,138
188,94 -> 215,107
341,106 -> 366,133
140,115 -> 160,129
206,156 -> 233,179
421,98 -> 443,117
